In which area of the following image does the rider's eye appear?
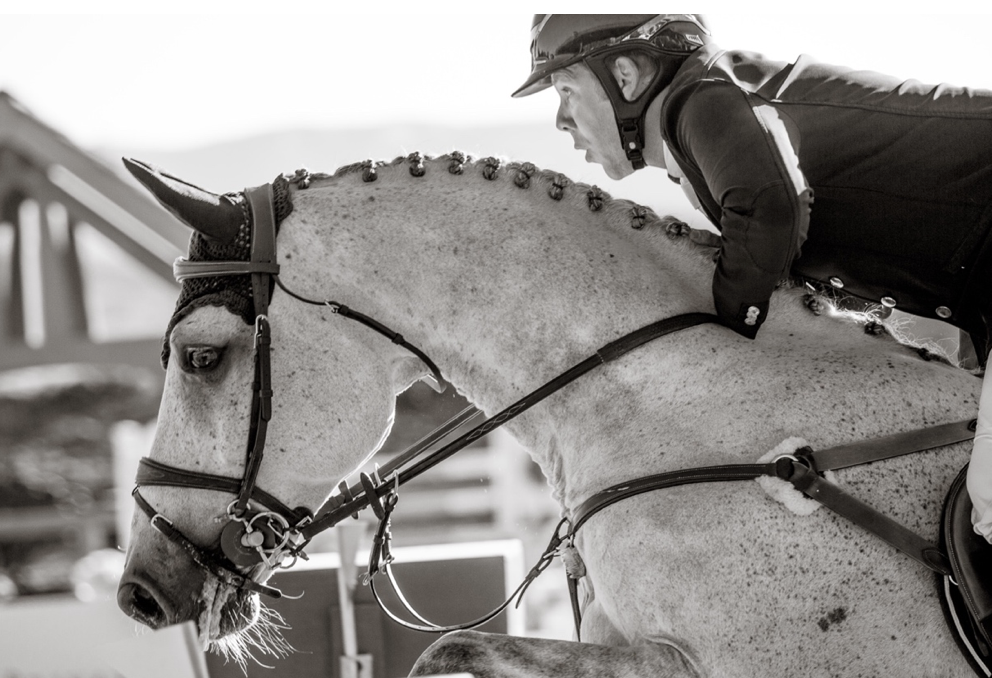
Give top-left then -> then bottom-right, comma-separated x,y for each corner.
185,346 -> 222,372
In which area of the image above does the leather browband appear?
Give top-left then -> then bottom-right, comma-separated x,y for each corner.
174,260 -> 280,281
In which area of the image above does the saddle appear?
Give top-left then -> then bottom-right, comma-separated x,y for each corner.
941,464 -> 992,677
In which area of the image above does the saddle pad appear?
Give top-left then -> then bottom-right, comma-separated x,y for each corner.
941,464 -> 992,675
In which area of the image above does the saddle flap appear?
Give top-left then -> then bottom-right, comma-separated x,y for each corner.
945,464 -> 992,644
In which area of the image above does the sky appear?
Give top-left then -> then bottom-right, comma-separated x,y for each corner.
0,4 -> 990,152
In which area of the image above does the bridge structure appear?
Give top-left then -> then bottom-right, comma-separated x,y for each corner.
0,91 -> 186,376
0,91 -> 188,583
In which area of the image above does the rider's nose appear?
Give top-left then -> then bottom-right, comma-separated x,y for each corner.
556,103 -> 573,132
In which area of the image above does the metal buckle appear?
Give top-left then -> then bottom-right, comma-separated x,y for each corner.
253,314 -> 268,348
150,513 -> 174,533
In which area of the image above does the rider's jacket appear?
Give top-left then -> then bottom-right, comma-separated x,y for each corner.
660,44 -> 992,350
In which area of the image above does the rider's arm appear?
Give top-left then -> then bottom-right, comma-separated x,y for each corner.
675,82 -> 813,339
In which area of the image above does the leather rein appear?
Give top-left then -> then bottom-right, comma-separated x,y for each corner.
132,178 -> 977,638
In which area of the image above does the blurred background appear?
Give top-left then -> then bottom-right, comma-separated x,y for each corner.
1,4 -> 990,675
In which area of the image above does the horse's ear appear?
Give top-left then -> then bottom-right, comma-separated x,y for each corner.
123,158 -> 243,244
390,356 -> 445,395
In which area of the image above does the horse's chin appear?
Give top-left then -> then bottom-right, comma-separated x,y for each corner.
198,578 -> 260,644
199,580 -> 295,667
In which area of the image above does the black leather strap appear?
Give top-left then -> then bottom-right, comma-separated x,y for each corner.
560,419 -> 974,636
332,302 -> 444,391
135,457 -> 304,523
570,463 -> 778,536
785,462 -> 951,575
797,419 -> 977,473
304,313 -> 719,537
234,316 -> 273,516
332,314 -> 721,634
245,184 -> 279,318
568,421 -> 973,574
570,420 -> 974,554
363,484 -> 562,634
132,487 -> 282,598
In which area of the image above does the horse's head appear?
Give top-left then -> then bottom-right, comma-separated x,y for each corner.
115,151 -> 726,655
116,160 -> 439,651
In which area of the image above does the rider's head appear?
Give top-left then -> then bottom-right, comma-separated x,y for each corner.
512,15 -> 710,180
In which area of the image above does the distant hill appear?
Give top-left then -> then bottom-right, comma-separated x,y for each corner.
101,122 -> 712,231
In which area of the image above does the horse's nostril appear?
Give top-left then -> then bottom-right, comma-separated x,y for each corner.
118,582 -> 168,629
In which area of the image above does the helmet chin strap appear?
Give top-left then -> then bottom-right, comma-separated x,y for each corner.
584,52 -> 679,171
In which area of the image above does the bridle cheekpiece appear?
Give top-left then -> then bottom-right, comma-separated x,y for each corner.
131,179 -> 309,597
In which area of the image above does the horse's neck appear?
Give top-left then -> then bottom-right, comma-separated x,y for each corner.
289,159 -> 714,404
286,158 -> 937,509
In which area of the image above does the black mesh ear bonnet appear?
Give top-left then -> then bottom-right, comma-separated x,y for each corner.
160,174 -> 295,367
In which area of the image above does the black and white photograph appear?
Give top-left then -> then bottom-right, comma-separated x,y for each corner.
1,4 -> 991,677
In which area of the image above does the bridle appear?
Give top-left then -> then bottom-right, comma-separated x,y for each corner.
130,179 -> 448,597
131,174 -> 977,641
130,176 -> 717,606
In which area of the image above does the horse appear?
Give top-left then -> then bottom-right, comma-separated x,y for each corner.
116,152 -> 981,677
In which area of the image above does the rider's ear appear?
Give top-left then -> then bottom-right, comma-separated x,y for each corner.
610,56 -> 642,102
390,356 -> 444,395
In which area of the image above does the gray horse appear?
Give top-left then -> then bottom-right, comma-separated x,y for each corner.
118,154 -> 978,676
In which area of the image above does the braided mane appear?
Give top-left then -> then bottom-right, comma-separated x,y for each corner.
288,151 -> 961,367
299,150 -> 713,257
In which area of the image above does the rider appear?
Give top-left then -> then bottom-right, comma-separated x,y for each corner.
511,15 -> 992,538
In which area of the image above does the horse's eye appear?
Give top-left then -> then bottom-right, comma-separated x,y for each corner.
185,346 -> 221,371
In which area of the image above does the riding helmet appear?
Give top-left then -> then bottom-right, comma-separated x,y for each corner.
512,15 -> 711,170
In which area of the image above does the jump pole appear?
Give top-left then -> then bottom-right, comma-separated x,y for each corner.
335,522 -> 372,678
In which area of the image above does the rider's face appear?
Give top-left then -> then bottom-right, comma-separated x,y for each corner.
552,63 -> 634,180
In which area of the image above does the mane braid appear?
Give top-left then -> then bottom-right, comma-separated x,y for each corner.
319,152 -> 945,358
321,152 -> 711,251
